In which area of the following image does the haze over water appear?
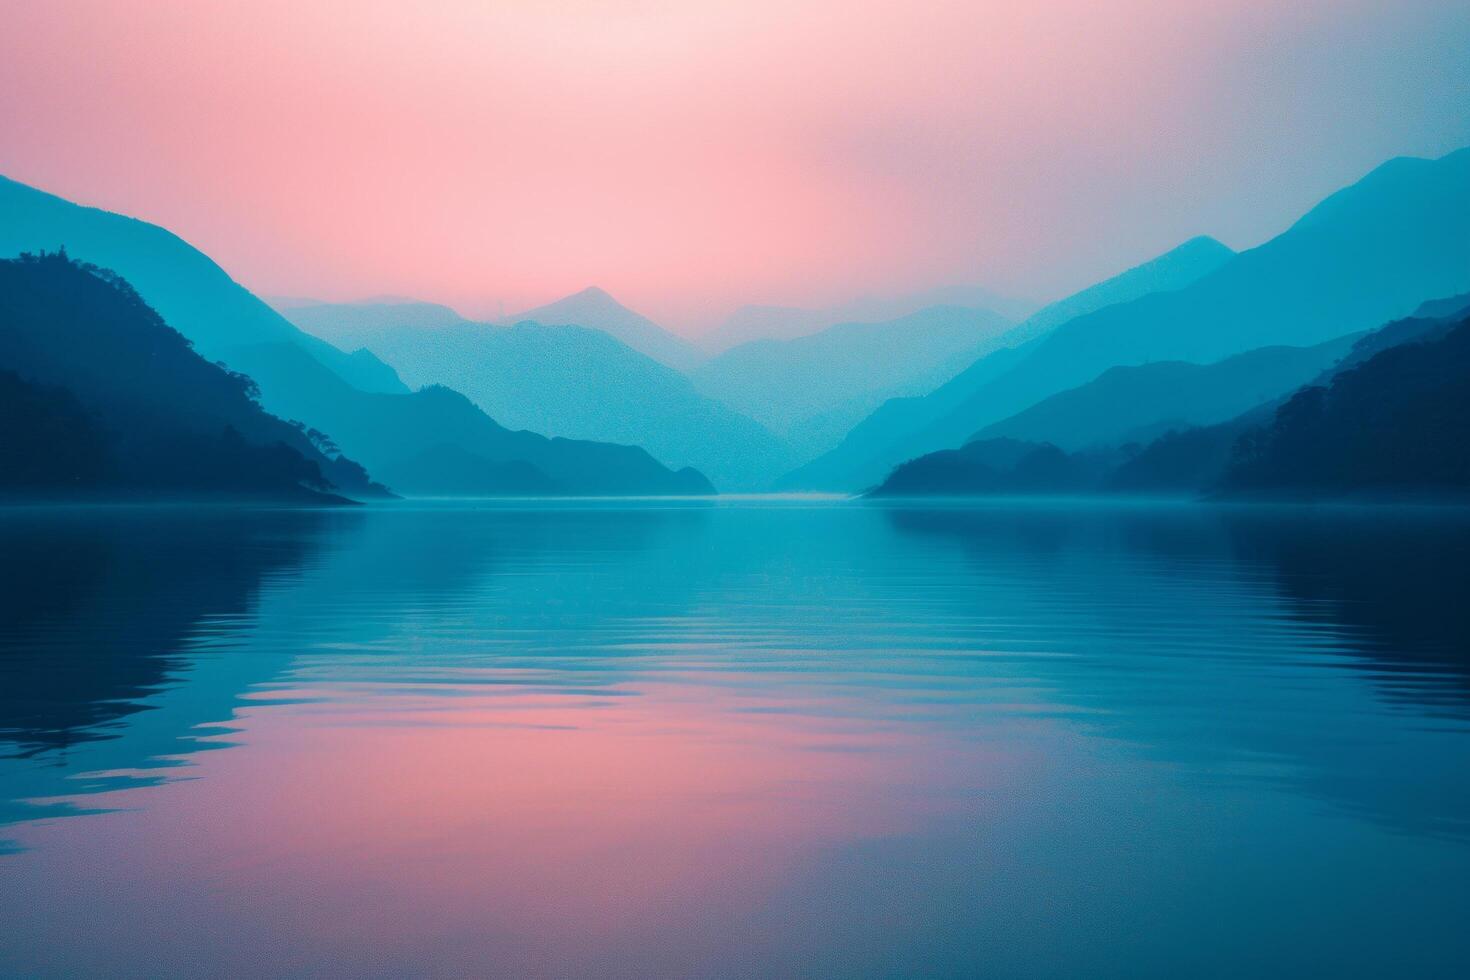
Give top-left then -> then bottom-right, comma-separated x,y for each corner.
1,499 -> 1467,978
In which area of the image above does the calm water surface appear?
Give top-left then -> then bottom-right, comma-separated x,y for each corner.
1,499 -> 1468,978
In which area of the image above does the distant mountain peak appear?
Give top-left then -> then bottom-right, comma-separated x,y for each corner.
509,285 -> 701,372
528,285 -> 640,320
570,285 -> 616,302
1173,235 -> 1233,255
512,285 -> 644,324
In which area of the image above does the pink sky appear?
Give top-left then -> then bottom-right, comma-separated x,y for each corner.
2,1 -> 1467,331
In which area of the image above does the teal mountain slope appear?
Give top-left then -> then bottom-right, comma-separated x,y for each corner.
777,235 -> 1235,490
0,176 -> 406,397
1108,307 -> 1470,495
505,286 -> 702,372
875,299 -> 1470,499
282,298 -> 472,333
692,304 -> 1015,460
971,334 -> 1358,452
704,285 -> 1034,352
281,302 -> 790,491
783,148 -> 1470,491
1005,236 -> 1235,345
226,340 -> 714,496
0,176 -> 712,496
907,150 -> 1470,453
1410,292 -> 1470,321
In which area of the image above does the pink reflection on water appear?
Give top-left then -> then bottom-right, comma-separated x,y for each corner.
7,679 -> 1027,975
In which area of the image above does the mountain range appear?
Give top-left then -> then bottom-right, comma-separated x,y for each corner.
704,284 -> 1035,352
783,148 -> 1470,491
970,334 -> 1359,452
277,300 -> 790,490
1223,310 -> 1470,498
692,304 -> 1016,460
778,234 -> 1239,489
874,294 -> 1470,501
279,289 -> 1045,487
4,145 -> 1467,503
0,177 -> 711,496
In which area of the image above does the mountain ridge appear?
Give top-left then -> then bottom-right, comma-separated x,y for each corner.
693,303 -> 1015,461
776,233 -> 1237,490
0,176 -> 714,496
781,147 -> 1470,491
279,301 -> 792,490
504,285 -> 703,372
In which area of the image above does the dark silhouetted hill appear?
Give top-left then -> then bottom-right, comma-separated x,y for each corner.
1115,300 -> 1470,495
873,299 -> 1470,500
0,253 -> 381,502
0,369 -> 113,492
871,439 -> 1120,497
1222,314 -> 1470,499
1107,416 -> 1263,494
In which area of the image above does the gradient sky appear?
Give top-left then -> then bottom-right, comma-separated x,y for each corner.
2,1 -> 1467,331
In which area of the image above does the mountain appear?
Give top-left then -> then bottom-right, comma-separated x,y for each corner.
871,439 -> 1119,497
705,285 -> 1033,352
1003,236 -> 1235,346
1411,292 -> 1470,321
505,286 -> 702,372
279,302 -> 791,491
281,298 -> 471,332
703,305 -> 832,352
1,176 -> 712,497
971,334 -> 1357,452
900,150 -> 1470,452
875,299 -> 1470,500
224,341 -> 714,496
0,252 -> 382,503
777,236 -> 1236,490
371,445 -> 559,497
1110,304 -> 1470,495
691,304 -> 1015,460
1106,419 -> 1260,495
0,176 -> 407,397
264,294 -> 329,310
1222,312 -> 1470,499
782,148 -> 1470,491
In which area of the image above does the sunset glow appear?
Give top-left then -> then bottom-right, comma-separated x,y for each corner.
3,1 -> 1467,329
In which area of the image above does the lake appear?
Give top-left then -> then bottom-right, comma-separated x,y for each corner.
1,498 -> 1468,978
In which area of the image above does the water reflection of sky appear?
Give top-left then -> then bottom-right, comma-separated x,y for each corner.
1,500 -> 1467,977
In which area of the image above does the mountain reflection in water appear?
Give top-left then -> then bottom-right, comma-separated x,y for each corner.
1,499 -> 1467,978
